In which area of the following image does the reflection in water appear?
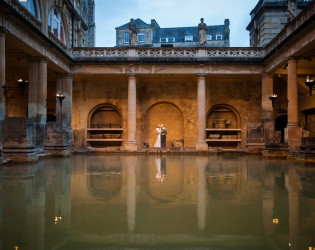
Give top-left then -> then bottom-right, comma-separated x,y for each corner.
0,155 -> 315,249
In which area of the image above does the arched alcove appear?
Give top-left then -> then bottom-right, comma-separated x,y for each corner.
87,104 -> 123,148
206,104 -> 241,149
143,102 -> 184,148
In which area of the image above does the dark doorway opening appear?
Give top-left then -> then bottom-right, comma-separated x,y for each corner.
275,115 -> 287,143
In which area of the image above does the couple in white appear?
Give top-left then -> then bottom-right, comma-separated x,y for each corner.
153,124 -> 167,148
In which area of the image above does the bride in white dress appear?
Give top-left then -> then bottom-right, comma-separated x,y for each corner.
153,125 -> 161,147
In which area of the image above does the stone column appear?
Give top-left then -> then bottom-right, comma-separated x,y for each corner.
0,30 -> 6,148
28,58 -> 39,121
262,74 -> 275,144
285,58 -> 302,150
61,74 -> 73,129
56,74 -> 62,127
196,74 -> 208,150
37,58 -> 47,124
36,58 -> 47,152
125,74 -> 138,150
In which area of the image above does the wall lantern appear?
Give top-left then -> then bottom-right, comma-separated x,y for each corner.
2,79 -> 29,96
269,94 -> 278,107
305,76 -> 315,96
272,218 -> 279,224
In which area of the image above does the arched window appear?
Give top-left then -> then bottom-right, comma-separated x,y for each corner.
48,7 -> 66,44
18,0 -> 40,20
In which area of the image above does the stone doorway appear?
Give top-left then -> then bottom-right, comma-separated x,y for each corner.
275,115 -> 287,143
143,102 -> 184,148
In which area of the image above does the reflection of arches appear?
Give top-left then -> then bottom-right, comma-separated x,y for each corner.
275,115 -> 287,143
143,156 -> 184,204
144,102 -> 184,148
87,157 -> 122,201
207,104 -> 241,129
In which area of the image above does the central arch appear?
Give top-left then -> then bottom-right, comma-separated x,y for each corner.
143,102 -> 184,148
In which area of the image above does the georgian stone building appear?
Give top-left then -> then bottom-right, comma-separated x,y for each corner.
115,18 -> 230,47
0,0 -> 315,163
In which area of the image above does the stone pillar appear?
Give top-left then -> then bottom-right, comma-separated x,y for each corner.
0,30 -> 6,150
262,74 -> 275,144
125,74 -> 138,150
196,74 -> 208,150
36,58 -> 47,152
56,74 -> 62,127
285,58 -> 302,150
28,58 -> 39,120
61,74 -> 73,129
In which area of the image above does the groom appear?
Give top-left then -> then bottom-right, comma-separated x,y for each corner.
160,124 -> 167,148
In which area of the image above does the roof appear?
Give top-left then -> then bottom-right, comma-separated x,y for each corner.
115,18 -> 151,29
153,25 -> 226,43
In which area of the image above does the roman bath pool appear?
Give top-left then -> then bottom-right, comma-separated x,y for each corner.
0,154 -> 315,250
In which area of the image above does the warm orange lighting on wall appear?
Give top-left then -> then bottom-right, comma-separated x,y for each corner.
54,216 -> 62,225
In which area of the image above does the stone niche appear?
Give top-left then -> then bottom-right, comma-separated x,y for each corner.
87,105 -> 123,148
207,105 -> 239,129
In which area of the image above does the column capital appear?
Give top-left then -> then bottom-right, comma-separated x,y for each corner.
197,73 -> 207,77
262,73 -> 273,80
0,28 -> 8,37
287,57 -> 297,63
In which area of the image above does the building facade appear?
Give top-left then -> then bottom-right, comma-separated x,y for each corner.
0,0 -> 314,163
115,18 -> 230,47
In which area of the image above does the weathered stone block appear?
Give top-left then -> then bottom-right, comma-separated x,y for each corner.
285,127 -> 303,150
44,122 -> 72,157
2,117 -> 37,162
262,143 -> 289,158
172,139 -> 184,147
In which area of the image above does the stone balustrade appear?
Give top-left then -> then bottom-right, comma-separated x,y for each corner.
71,47 -> 265,61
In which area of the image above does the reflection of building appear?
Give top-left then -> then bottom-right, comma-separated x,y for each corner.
0,0 -> 315,162
115,18 -> 230,47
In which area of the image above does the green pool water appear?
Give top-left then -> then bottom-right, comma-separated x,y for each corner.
1,155 -> 315,250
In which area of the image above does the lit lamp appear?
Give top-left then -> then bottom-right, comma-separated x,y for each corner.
269,94 -> 278,107
305,76 -> 315,96
273,218 -> 279,224
2,78 -> 29,96
56,94 -> 65,127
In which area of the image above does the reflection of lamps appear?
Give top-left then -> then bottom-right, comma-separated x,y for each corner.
305,76 -> 315,96
273,218 -> 279,224
269,94 -> 278,107
2,79 -> 29,96
56,94 -> 65,127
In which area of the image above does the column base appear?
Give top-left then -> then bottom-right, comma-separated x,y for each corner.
196,141 -> 208,151
285,126 -> 302,150
125,141 -> 138,151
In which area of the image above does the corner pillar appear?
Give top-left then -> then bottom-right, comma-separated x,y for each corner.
28,58 -> 39,121
125,74 -> 138,150
196,74 -> 208,150
285,58 -> 302,150
262,74 -> 275,144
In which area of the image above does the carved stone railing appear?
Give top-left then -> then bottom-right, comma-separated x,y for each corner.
265,0 -> 315,56
3,0 -> 41,31
71,47 -> 265,60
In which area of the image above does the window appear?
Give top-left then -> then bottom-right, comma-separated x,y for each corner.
168,37 -> 175,42
185,36 -> 193,42
216,35 -> 223,40
206,35 -> 212,41
18,0 -> 40,19
138,33 -> 145,43
75,0 -> 81,14
160,38 -> 167,43
124,33 -> 129,44
48,7 -> 66,44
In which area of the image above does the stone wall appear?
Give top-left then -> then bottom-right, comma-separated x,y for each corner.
72,76 -> 262,150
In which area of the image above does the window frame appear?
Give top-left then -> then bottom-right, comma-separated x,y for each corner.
206,35 -> 212,41
185,35 -> 193,42
216,35 -> 223,40
48,7 -> 66,45
138,33 -> 145,43
123,32 -> 129,44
